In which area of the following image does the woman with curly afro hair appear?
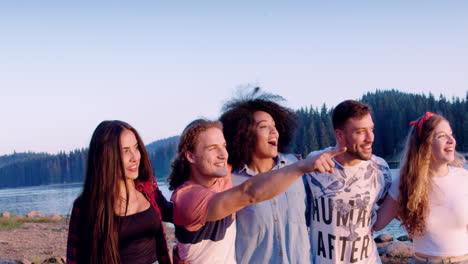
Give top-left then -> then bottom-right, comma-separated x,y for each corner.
219,88 -> 311,264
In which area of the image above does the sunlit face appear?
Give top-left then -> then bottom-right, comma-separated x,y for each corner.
187,127 -> 229,179
337,113 -> 375,162
120,129 -> 141,181
252,111 -> 279,160
431,120 -> 456,166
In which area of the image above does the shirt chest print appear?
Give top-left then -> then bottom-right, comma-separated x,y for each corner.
310,159 -> 392,262
310,164 -> 378,236
314,192 -> 375,262
335,193 -> 372,239
310,165 -> 368,198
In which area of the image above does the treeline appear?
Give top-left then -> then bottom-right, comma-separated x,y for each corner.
0,137 -> 179,189
290,89 -> 467,160
0,89 -> 466,188
0,150 -> 88,188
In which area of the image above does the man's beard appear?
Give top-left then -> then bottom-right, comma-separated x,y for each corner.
347,147 -> 372,161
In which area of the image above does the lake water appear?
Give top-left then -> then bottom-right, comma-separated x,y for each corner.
0,182 -> 172,216
3,167 -> 460,239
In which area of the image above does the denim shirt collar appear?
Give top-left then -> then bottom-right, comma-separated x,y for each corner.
238,153 -> 288,177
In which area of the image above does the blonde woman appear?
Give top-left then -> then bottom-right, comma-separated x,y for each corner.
374,112 -> 468,264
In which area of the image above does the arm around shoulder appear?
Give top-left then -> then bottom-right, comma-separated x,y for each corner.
154,187 -> 173,223
373,194 -> 398,231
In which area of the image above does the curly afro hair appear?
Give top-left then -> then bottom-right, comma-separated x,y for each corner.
219,87 -> 298,170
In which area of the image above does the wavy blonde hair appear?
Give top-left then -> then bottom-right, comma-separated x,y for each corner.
397,114 -> 463,236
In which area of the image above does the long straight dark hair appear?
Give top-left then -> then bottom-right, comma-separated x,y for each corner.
77,120 -> 153,263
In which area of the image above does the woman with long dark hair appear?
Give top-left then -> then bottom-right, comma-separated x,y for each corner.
374,112 -> 468,264
66,120 -> 172,264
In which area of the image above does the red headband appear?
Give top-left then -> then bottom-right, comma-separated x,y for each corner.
409,112 -> 437,138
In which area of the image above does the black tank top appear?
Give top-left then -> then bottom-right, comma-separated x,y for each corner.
117,205 -> 161,264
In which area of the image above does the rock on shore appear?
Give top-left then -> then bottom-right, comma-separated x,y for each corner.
376,233 -> 414,264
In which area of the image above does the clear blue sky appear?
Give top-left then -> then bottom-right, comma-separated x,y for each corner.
1,0 -> 467,155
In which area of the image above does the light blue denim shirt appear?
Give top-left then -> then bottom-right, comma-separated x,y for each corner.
232,153 -> 311,264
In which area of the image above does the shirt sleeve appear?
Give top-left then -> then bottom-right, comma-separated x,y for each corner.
154,187 -> 173,223
171,184 -> 217,232
374,156 -> 393,202
148,177 -> 173,223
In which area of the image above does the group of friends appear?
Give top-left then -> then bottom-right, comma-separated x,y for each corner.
66,90 -> 468,264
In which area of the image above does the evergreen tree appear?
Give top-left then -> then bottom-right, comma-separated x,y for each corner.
0,90 -> 466,189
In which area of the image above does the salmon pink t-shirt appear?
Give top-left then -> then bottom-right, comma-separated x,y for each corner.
171,175 -> 237,264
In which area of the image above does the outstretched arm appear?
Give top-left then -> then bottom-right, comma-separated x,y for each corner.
373,194 -> 398,231
206,147 -> 346,221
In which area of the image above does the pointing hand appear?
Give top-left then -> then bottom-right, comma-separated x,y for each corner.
304,146 -> 347,173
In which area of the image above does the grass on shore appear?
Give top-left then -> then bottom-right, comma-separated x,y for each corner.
0,215 -> 55,230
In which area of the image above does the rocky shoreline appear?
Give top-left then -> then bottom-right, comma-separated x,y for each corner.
1,211 -> 412,264
0,211 -> 67,264
375,233 -> 414,264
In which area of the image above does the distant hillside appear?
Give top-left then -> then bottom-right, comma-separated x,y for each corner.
147,136 -> 179,179
0,89 -> 466,188
0,137 -> 178,189
146,136 -> 179,153
0,149 -> 87,188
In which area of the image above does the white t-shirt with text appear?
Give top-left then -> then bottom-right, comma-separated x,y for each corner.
305,148 -> 392,264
